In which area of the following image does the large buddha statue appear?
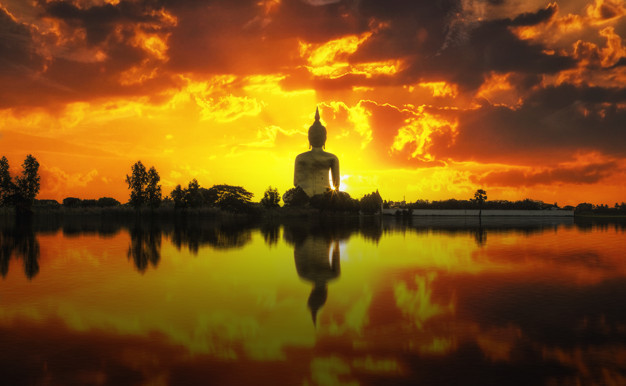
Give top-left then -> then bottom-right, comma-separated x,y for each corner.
294,108 -> 340,197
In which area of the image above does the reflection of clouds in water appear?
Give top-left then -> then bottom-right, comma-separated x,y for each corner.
309,356 -> 353,386
394,273 -> 454,330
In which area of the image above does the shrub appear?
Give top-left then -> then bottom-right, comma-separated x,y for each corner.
360,190 -> 383,214
282,186 -> 309,207
260,186 -> 281,208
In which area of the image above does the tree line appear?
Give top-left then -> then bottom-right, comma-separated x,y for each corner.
2,156 -> 624,216
125,161 -> 384,213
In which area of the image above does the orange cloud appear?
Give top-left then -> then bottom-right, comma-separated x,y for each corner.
586,0 -> 626,24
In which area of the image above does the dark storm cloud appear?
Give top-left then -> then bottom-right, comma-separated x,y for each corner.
369,4 -> 572,91
509,3 -> 557,26
0,7 -> 43,74
165,0 -> 368,73
350,0 -> 462,63
610,57 -> 626,68
0,0 -> 180,108
431,84 -> 626,163
267,0 -> 367,42
164,1 -> 290,74
475,162 -> 619,187
41,0 -> 165,45
0,7 -> 48,107
274,2 -> 574,92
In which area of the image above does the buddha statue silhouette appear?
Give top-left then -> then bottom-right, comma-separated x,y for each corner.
294,107 -> 340,197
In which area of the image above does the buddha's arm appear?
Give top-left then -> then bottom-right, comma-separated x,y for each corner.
294,157 -> 301,187
331,156 -> 340,190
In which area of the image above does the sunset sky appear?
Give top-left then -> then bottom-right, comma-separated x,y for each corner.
1,0 -> 625,205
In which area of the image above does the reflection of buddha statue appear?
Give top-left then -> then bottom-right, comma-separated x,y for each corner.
294,108 -> 340,197
294,236 -> 341,325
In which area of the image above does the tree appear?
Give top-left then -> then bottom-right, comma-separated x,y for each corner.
146,166 -> 162,209
63,197 -> 82,208
260,186 -> 280,208
170,184 -> 186,209
282,186 -> 309,207
14,155 -> 40,212
472,189 -> 487,206
126,161 -> 148,208
0,156 -> 14,206
205,184 -> 254,212
310,190 -> 359,212
360,190 -> 383,214
97,197 -> 121,207
0,154 -> 41,211
185,179 -> 203,208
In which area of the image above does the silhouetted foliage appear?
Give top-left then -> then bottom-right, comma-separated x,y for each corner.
571,202 -> 626,215
282,186 -> 309,207
0,156 -> 14,207
126,161 -> 162,209
63,197 -> 119,208
170,184 -> 186,209
260,186 -> 280,208
97,197 -> 121,207
185,179 -> 203,208
126,161 -> 148,208
63,197 -> 82,208
310,191 -> 359,212
207,184 -> 253,212
34,199 -> 61,209
359,190 -> 383,214
81,199 -> 98,208
0,155 -> 40,212
15,155 -> 40,212
472,189 -> 487,206
167,182 -> 253,213
575,203 -> 594,214
406,197 -> 551,210
146,167 -> 162,209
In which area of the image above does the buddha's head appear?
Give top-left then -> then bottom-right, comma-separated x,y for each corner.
308,107 -> 327,148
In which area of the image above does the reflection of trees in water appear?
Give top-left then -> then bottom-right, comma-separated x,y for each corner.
260,221 -> 280,247
574,217 -> 626,233
170,219 -> 253,254
474,226 -> 486,247
359,217 -> 383,243
62,218 -> 121,238
127,223 -> 161,273
0,218 -> 40,280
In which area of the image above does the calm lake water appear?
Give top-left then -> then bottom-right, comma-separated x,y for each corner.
1,215 -> 625,385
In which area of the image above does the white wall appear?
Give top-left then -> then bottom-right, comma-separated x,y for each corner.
383,209 -> 575,217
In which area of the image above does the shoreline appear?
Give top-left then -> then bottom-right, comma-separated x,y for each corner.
383,209 -> 575,217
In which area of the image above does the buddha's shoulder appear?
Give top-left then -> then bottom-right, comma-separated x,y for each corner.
296,150 -> 337,160
295,151 -> 310,160
321,151 -> 339,160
